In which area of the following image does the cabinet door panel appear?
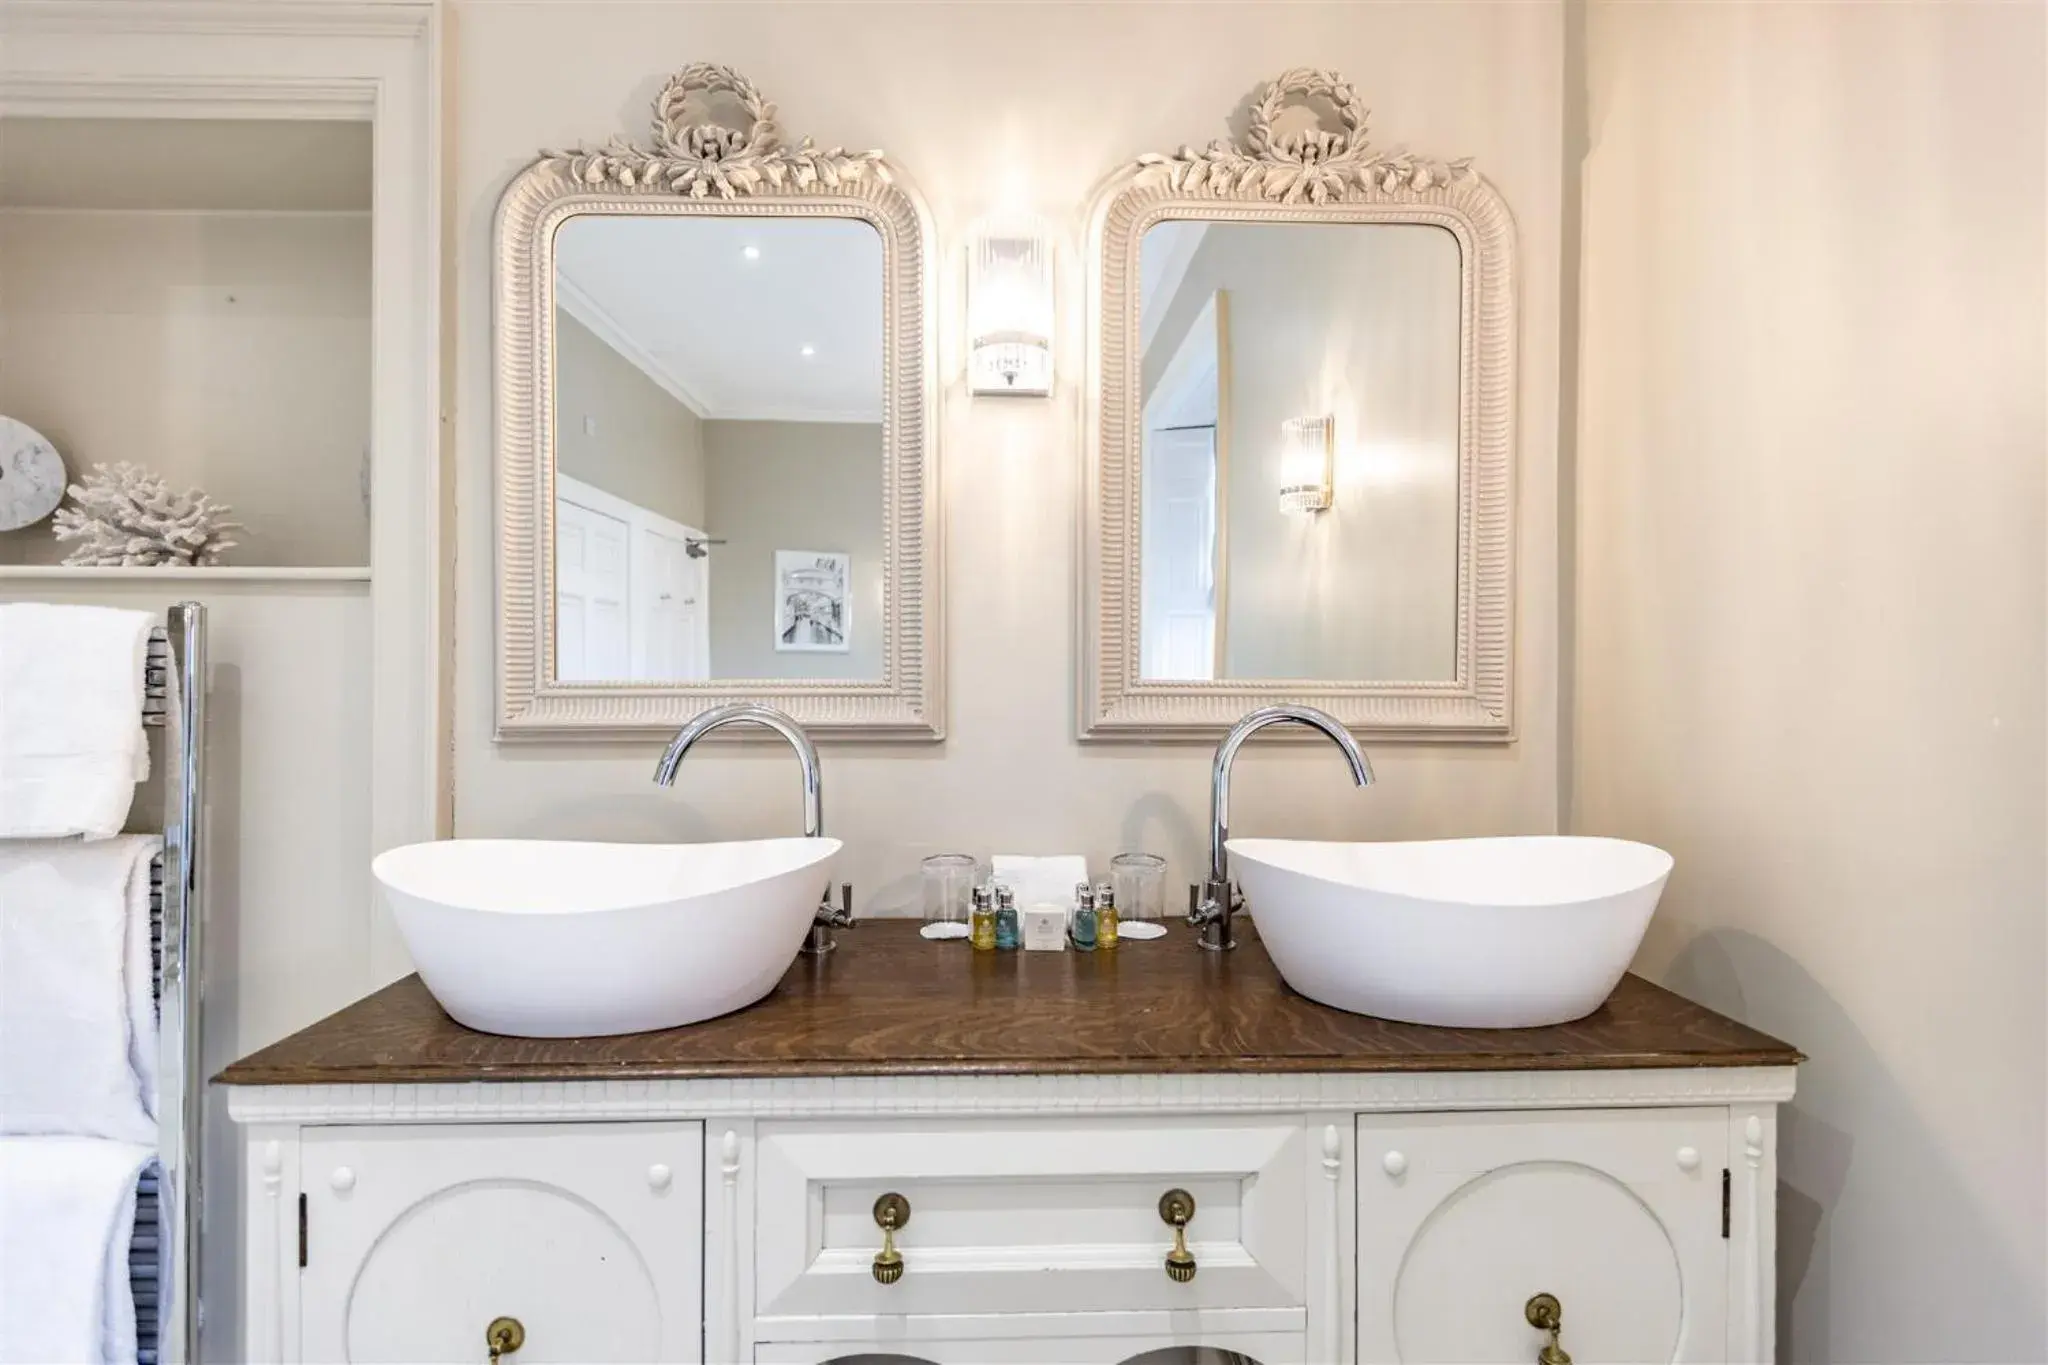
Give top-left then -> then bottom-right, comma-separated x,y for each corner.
300,1123 -> 703,1364
1357,1109 -> 1727,1365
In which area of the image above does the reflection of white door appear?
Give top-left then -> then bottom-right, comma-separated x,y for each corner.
558,474 -> 710,682
1141,291 -> 1226,681
1142,424 -> 1219,680
557,497 -> 631,681
638,524 -> 703,681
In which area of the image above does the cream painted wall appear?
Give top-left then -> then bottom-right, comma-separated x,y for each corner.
450,0 -> 1563,905
0,210 -> 372,566
1574,2 -> 2047,1360
554,309 -> 707,530
0,118 -> 374,213
702,420 -> 884,681
1143,223 -> 1462,681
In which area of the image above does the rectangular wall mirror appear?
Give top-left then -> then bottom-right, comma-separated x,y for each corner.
1083,70 -> 1516,740
495,66 -> 939,739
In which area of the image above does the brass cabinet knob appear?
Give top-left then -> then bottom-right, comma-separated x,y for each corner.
1159,1188 -> 1197,1283
485,1316 -> 525,1363
871,1192 -> 910,1284
1525,1293 -> 1572,1365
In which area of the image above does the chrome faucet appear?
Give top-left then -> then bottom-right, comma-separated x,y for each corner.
1189,705 -> 1373,951
653,702 -> 853,955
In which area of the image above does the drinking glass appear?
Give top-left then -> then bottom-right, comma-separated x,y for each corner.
921,853 -> 979,939
1110,852 -> 1168,937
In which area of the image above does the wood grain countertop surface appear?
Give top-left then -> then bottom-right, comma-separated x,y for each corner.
217,919 -> 1800,1086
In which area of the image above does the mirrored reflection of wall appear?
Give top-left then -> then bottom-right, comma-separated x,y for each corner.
1139,221 -> 1462,682
704,420 -> 883,681
555,310 -> 706,530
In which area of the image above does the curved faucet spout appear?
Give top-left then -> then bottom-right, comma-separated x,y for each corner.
1210,705 -> 1371,884
653,703 -> 823,838
1199,705 -> 1373,950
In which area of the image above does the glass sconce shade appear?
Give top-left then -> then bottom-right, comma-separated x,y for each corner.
1278,415 -> 1335,512
968,220 -> 1053,396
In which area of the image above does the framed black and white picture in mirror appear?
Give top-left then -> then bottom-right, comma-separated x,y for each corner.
775,550 -> 851,653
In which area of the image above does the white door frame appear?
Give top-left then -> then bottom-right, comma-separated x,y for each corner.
0,1 -> 444,977
556,473 -> 711,681
1142,292 -> 1231,678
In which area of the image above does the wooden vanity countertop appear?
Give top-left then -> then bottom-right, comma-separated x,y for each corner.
218,920 -> 1799,1086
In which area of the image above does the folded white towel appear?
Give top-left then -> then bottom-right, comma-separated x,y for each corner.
0,1136 -> 155,1365
0,836 -> 161,1144
0,603 -> 153,840
991,854 -> 1091,913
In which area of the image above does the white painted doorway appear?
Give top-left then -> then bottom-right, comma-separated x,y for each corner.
636,521 -> 702,681
1142,425 -> 1220,680
556,495 -> 631,680
557,474 -> 710,681
1140,293 -> 1227,680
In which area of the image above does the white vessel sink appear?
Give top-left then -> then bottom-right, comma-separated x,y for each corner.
1227,836 -> 1673,1029
373,837 -> 841,1038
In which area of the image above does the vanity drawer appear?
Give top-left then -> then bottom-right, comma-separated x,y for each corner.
753,1117 -> 1307,1320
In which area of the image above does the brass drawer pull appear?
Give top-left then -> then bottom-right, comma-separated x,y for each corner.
485,1316 -> 524,1363
1525,1292 -> 1572,1365
1159,1188 -> 1197,1283
871,1192 -> 911,1284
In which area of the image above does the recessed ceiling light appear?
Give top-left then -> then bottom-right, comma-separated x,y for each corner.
742,245 -> 761,261
800,344 -> 816,358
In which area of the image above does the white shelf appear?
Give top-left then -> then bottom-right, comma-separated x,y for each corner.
0,565 -> 370,582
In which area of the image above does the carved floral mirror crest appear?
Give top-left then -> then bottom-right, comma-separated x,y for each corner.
1081,69 -> 1517,740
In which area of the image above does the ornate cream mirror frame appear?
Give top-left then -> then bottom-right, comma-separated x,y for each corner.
494,65 -> 941,740
1080,69 -> 1516,741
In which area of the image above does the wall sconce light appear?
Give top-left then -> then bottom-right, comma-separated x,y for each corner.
967,219 -> 1053,396
1278,415 -> 1335,512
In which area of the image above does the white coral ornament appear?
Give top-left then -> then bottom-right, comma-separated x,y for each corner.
52,461 -> 242,567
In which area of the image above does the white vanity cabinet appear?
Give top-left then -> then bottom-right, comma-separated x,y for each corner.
289,1123 -> 704,1364
230,1072 -> 1789,1365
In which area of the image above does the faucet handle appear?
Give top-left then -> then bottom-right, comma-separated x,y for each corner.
1191,878 -> 1238,951
803,883 -> 854,957
817,882 -> 854,927
1188,880 -> 1235,926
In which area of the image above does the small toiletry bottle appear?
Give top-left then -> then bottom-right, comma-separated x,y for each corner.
1095,880 -> 1119,950
1070,881 -> 1099,951
993,884 -> 1020,950
970,885 -> 997,951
